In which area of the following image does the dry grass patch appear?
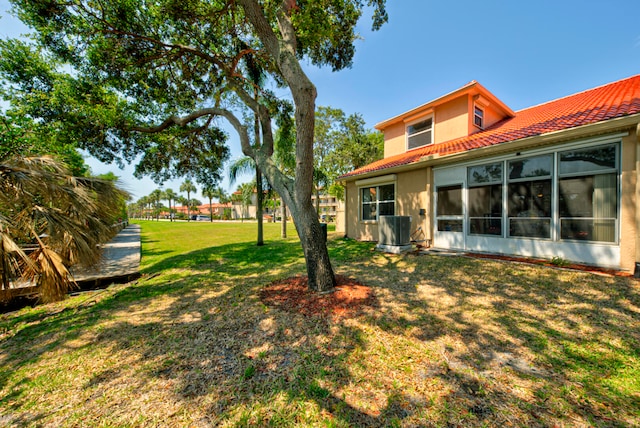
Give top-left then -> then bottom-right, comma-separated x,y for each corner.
0,221 -> 638,427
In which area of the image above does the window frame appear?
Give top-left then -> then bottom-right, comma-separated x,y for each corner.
435,184 -> 464,233
557,143 -> 619,244
473,105 -> 484,129
406,116 -> 433,151
359,182 -> 396,223
506,154 -> 554,240
467,162 -> 504,237
455,139 -> 621,245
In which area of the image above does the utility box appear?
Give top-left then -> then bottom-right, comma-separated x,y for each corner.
319,222 -> 327,243
377,216 -> 412,253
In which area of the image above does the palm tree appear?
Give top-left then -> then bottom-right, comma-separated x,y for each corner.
180,179 -> 197,221
213,187 -> 231,220
163,188 -> 177,221
137,196 -> 149,219
202,186 -> 218,222
233,182 -> 254,222
0,155 -> 128,303
273,109 -> 296,238
149,189 -> 163,221
229,157 -> 264,245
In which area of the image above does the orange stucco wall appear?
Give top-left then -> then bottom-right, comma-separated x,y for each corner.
434,96 -> 469,144
470,99 -> 508,133
344,169 -> 431,242
382,94 -> 510,159
396,168 -> 430,241
382,122 -> 406,158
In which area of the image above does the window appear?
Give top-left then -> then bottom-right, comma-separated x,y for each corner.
468,162 -> 502,235
436,185 -> 463,232
361,184 -> 395,221
445,142 -> 620,245
474,105 -> 484,128
507,155 -> 552,239
407,118 -> 433,150
558,145 -> 617,243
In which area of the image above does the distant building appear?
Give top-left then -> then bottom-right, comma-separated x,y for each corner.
166,202 -> 231,219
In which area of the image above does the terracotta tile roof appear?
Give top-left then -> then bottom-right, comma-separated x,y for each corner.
342,74 -> 640,179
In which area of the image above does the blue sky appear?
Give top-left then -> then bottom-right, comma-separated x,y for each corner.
2,0 -> 640,200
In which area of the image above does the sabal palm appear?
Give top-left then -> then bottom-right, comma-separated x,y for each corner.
163,188 -> 177,222
180,179 -> 197,221
202,186 -> 222,222
0,156 -> 128,303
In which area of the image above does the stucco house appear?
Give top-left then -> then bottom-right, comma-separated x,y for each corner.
340,74 -> 640,274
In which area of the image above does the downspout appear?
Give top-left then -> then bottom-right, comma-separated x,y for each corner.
635,122 -> 640,277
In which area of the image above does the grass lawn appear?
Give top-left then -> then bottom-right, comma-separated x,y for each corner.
1,220 -> 639,427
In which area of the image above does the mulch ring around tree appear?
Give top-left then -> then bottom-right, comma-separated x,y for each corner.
260,275 -> 377,319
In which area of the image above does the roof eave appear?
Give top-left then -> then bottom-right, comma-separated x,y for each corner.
375,81 -> 515,131
343,113 -> 640,182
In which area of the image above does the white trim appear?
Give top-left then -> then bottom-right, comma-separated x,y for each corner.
473,104 -> 484,129
431,138 -> 624,265
355,174 -> 396,187
526,132 -> 627,157
358,181 -> 397,223
405,115 -> 434,151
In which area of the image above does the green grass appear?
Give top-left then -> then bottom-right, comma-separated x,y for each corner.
0,220 -> 638,427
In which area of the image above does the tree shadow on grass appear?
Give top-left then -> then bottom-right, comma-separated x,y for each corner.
1,236 -> 638,426
338,250 -> 640,425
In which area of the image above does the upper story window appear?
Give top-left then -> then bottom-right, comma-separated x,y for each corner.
474,105 -> 484,128
407,117 -> 433,150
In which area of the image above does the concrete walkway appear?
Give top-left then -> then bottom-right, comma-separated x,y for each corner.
1,224 -> 141,308
72,224 -> 141,285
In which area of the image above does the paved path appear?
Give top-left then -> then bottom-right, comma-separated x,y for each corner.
72,224 -> 141,284
2,224 -> 141,306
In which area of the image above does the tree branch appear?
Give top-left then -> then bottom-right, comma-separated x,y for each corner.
128,107 -> 254,159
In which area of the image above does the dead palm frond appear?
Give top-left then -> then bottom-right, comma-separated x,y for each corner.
0,155 -> 129,303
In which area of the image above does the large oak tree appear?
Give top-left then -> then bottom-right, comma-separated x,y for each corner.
8,0 -> 388,291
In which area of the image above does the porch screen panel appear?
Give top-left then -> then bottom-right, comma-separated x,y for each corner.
507,155 -> 552,239
558,144 -> 618,243
436,185 -> 462,232
468,162 -> 503,236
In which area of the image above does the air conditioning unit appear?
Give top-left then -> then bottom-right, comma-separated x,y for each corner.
377,216 -> 412,253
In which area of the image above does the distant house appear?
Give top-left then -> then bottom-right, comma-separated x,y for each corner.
230,189 -> 283,220
340,74 -> 640,274
228,188 -> 339,222
171,202 -> 231,218
311,190 -> 341,223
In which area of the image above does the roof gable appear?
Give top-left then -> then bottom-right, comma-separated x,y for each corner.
343,74 -> 640,179
374,80 -> 515,131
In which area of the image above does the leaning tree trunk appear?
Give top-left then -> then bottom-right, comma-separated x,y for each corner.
290,199 -> 336,292
236,0 -> 337,292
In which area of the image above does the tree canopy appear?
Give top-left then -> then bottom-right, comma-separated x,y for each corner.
313,106 -> 383,199
5,0 -> 388,291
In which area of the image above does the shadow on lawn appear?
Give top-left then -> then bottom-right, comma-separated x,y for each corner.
1,237 -> 638,426
0,237 -> 414,425
341,251 -> 640,425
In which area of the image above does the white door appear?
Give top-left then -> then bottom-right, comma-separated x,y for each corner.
433,167 -> 466,250
433,183 -> 465,249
